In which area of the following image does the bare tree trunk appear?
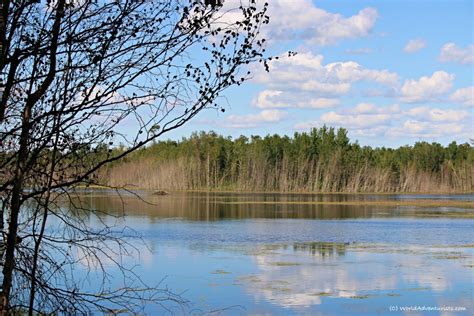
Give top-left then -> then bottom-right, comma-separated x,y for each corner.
0,102 -> 30,311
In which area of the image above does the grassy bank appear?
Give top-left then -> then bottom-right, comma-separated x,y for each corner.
104,128 -> 473,193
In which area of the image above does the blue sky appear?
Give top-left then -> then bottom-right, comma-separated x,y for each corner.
169,0 -> 473,147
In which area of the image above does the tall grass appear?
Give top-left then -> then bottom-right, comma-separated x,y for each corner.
107,151 -> 473,193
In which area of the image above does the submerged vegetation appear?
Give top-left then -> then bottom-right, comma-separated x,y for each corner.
105,127 -> 473,193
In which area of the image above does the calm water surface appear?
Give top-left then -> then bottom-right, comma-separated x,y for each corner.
69,191 -> 473,315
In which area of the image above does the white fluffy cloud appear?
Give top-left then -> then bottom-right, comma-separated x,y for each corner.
294,102 -> 470,139
405,106 -> 469,122
219,0 -> 378,46
400,71 -> 454,103
318,103 -> 400,129
306,7 -> 378,45
319,111 -> 391,128
254,52 -> 398,99
250,52 -> 398,112
387,106 -> 471,138
294,103 -> 400,131
450,87 -> 474,107
353,103 -> 400,114
224,110 -> 287,128
387,121 -> 468,138
325,60 -> 398,85
253,90 -> 340,109
263,0 -> 378,45
439,43 -> 474,64
404,38 -> 426,53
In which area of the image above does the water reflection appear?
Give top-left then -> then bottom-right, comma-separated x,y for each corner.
55,191 -> 473,314
234,243 -> 473,312
67,190 -> 473,221
135,241 -> 473,314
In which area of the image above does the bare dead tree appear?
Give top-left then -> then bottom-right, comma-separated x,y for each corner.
0,0 -> 272,313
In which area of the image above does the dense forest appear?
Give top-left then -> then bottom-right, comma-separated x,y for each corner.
102,127 -> 473,193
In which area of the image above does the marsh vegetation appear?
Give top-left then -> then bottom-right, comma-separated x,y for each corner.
106,128 -> 473,193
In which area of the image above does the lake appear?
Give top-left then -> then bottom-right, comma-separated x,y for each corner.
64,191 -> 473,315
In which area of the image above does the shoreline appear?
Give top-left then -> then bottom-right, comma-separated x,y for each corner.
76,185 -> 474,195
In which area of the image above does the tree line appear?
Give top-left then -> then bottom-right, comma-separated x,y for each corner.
105,127 -> 473,193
